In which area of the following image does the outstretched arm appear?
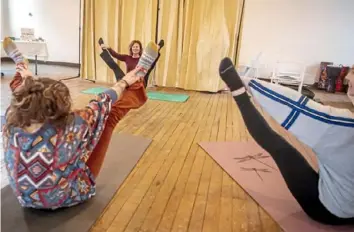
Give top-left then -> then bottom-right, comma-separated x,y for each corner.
73,67 -> 142,154
9,63 -> 31,92
107,48 -> 129,62
10,71 -> 23,92
73,84 -> 123,153
100,44 -> 128,62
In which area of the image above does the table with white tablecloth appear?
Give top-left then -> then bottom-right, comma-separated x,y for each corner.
1,40 -> 49,75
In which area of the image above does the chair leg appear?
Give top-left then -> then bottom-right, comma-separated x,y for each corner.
298,81 -> 304,93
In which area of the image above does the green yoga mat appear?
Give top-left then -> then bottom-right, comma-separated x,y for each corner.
81,87 -> 109,95
81,88 -> 189,103
147,92 -> 189,102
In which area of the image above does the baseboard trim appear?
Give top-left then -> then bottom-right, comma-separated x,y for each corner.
1,57 -> 80,68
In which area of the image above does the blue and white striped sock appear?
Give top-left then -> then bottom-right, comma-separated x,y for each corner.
136,41 -> 159,77
3,37 -> 25,64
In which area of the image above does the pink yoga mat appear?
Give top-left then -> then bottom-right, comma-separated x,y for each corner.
199,141 -> 354,232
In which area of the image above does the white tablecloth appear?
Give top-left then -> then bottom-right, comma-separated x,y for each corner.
1,40 -> 49,61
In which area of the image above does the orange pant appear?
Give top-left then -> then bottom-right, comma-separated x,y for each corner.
86,81 -> 147,177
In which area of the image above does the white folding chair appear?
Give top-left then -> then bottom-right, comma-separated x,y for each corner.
238,52 -> 262,79
271,61 -> 306,93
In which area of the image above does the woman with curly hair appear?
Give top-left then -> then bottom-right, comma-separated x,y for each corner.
2,37 -> 158,209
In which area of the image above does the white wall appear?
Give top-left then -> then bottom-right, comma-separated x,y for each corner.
239,0 -> 354,84
5,0 -> 80,63
1,0 -> 10,38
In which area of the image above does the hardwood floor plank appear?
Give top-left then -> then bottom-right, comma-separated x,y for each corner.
154,94 -> 213,232
105,93 -> 203,232
123,94 -> 208,232
218,94 -> 234,232
168,98 -> 216,232
95,92 -> 200,231
187,94 -> 220,232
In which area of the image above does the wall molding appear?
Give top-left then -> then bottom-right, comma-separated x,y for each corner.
1,57 -> 80,68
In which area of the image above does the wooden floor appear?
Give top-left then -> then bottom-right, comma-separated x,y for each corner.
70,80 -> 284,232
59,79 -> 318,232
1,64 -> 352,231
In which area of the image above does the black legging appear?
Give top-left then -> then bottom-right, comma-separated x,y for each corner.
100,49 -> 161,87
233,92 -> 354,225
143,53 -> 161,87
99,49 -> 125,81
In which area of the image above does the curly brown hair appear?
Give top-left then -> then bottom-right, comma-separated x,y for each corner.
5,77 -> 73,133
128,40 -> 143,56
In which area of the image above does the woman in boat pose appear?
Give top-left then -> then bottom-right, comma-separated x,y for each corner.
99,38 -> 164,87
2,37 -> 158,209
219,57 -> 354,225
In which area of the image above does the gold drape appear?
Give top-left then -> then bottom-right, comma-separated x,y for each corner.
81,0 -> 244,92
81,0 -> 157,83
155,0 -> 244,92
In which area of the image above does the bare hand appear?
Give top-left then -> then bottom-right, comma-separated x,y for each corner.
121,67 -> 143,86
100,44 -> 110,50
111,67 -> 142,98
17,65 -> 33,78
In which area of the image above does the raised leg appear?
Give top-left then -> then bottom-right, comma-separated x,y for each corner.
86,81 -> 147,177
99,49 -> 125,81
219,57 -> 354,225
144,52 -> 161,87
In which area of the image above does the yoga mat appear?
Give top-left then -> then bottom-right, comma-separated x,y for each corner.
1,133 -> 152,232
147,91 -> 189,102
81,87 -> 109,95
199,141 -> 354,232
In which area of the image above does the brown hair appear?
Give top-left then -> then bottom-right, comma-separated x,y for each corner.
5,77 -> 72,133
128,40 -> 143,56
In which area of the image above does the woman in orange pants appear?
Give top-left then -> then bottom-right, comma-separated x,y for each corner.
2,37 -> 153,209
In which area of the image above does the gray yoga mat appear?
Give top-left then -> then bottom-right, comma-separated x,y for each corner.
1,133 -> 152,232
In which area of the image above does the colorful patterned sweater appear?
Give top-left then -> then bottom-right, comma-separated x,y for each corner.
3,75 -> 118,209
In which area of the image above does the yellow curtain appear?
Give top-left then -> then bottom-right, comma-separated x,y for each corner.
81,0 -> 157,83
81,0 -> 244,92
155,0 -> 244,92
235,0 -> 246,66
